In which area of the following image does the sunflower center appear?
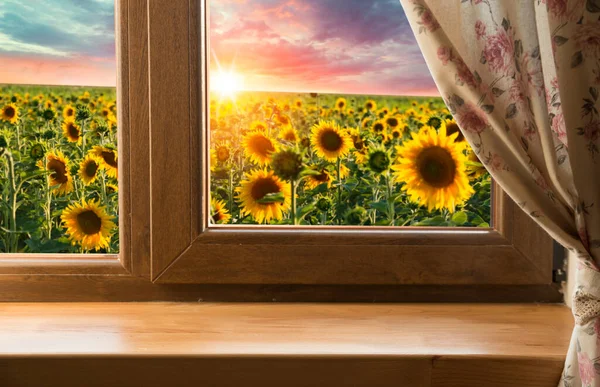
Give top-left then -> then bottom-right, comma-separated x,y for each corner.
212,212 -> 224,223
366,102 -> 373,109
76,210 -> 102,235
66,108 -> 74,117
217,147 -> 229,161
67,123 -> 80,139
416,146 -> 456,188
47,159 -> 68,183
102,151 -> 118,168
446,122 -> 464,142
251,136 -> 275,155
314,171 -> 330,182
320,130 -> 343,152
386,117 -> 399,127
392,130 -> 401,139
373,123 -> 384,132
85,161 -> 99,177
251,178 -> 280,201
4,106 -> 15,118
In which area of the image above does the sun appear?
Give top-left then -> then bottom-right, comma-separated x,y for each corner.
211,70 -> 244,98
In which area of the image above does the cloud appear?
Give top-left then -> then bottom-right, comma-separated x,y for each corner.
0,0 -> 115,60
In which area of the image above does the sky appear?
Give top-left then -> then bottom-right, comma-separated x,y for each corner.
0,0 -> 116,87
0,0 -> 438,96
211,0 -> 438,95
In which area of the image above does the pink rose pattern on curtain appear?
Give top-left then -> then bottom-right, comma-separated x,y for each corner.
399,0 -> 600,385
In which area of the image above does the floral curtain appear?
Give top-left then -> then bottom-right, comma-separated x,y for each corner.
398,0 -> 600,385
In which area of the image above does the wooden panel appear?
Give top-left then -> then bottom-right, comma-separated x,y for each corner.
0,303 -> 571,357
432,358 -> 564,387
147,0 -> 192,278
0,255 -> 124,275
0,275 -> 562,302
156,244 -> 547,285
115,0 -> 131,271
0,357 -> 430,387
127,0 -> 151,277
0,303 -> 571,386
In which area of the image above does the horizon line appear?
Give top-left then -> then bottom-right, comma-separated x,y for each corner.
0,82 -> 441,98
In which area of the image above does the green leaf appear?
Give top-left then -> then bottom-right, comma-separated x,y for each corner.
451,211 -> 468,226
369,201 -> 389,213
256,192 -> 285,204
478,222 -> 490,228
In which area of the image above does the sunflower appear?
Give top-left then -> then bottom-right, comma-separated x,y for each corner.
275,114 -> 291,127
242,130 -> 278,165
62,120 -> 81,143
236,169 -> 291,223
214,141 -> 231,163
295,99 -> 303,108
349,128 -> 367,163
106,183 -> 119,195
365,100 -> 377,111
39,150 -> 73,195
385,115 -> 400,129
279,126 -> 298,142
250,120 -> 268,132
61,199 -> 115,251
79,155 -> 101,185
372,120 -> 387,134
304,168 -> 333,190
211,198 -> 231,224
392,126 -> 473,213
91,145 -> 118,178
335,97 -> 347,110
1,103 -> 19,124
310,120 -> 352,161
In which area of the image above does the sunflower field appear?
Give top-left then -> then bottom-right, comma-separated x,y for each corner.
210,92 -> 492,227
0,85 -> 118,253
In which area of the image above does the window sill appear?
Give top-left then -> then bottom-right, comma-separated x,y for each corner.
0,303 -> 571,387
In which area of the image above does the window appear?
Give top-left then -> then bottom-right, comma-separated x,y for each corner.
208,0 -> 492,228
0,0 -> 559,302
0,0 -> 119,254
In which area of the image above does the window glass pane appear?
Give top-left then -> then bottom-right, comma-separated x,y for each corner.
209,0 -> 491,227
0,0 -> 119,252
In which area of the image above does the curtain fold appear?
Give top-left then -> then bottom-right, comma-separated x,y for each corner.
398,0 -> 600,385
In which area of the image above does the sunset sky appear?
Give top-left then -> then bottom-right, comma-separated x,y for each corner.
0,0 -> 438,96
211,0 -> 438,95
0,0 -> 116,87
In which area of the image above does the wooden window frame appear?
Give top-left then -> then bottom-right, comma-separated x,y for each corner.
0,0 -> 561,302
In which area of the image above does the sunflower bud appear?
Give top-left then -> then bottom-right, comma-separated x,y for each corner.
344,207 -> 367,225
76,105 -> 91,122
272,149 -> 303,181
367,149 -> 391,174
316,196 -> 333,212
29,142 -> 46,160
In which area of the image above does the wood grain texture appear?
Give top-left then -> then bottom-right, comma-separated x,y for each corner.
127,0 -> 151,278
0,303 -> 571,387
431,358 -> 564,387
0,275 -> 563,302
115,0 -> 131,272
147,0 -> 192,279
0,255 -> 124,275
156,244 -> 547,284
143,0 -> 557,288
0,357 -> 431,387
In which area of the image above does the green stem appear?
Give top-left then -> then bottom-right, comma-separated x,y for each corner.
6,152 -> 18,252
228,168 -> 234,222
386,173 -> 395,226
336,158 -> 342,225
291,179 -> 297,225
45,173 -> 52,241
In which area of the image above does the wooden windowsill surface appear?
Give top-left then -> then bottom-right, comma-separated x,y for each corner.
0,303 -> 572,387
